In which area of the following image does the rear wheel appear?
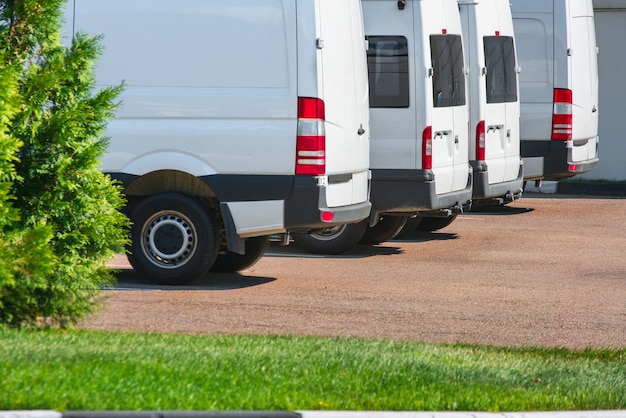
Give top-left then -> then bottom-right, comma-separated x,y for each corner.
292,221 -> 368,255
359,215 -> 409,245
416,214 -> 458,232
210,236 -> 270,273
128,193 -> 220,285
394,215 -> 423,239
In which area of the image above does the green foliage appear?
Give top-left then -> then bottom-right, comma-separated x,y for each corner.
0,29 -> 56,327
0,0 -> 129,327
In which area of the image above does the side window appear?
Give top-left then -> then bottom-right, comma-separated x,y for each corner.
366,36 -> 409,108
430,34 -> 466,108
483,36 -> 518,103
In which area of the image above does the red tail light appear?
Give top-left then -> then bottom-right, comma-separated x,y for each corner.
296,97 -> 326,175
552,88 -> 573,141
422,126 -> 433,170
476,120 -> 486,161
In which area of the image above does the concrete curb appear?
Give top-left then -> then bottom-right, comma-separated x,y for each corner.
2,411 -> 626,418
0,412 -> 62,418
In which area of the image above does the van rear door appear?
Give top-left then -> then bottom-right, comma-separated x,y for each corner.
482,0 -> 521,184
317,0 -> 370,209
422,0 -> 470,195
569,0 -> 599,165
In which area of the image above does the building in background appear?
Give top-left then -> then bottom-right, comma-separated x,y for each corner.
583,0 -> 626,180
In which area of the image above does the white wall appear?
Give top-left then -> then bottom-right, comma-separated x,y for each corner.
581,2 -> 626,180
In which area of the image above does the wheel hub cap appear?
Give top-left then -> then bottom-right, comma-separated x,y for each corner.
142,212 -> 196,268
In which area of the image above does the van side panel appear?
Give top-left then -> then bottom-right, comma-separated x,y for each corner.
73,0 -> 299,177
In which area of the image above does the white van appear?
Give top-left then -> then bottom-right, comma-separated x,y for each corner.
458,0 -> 524,206
63,0 -> 371,284
510,0 -> 599,182
293,0 -> 473,253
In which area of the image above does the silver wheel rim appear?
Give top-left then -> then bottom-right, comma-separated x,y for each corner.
140,210 -> 197,269
310,225 -> 347,241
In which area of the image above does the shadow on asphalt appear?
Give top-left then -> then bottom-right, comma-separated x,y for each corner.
265,242 -> 404,259
464,205 -> 535,216
526,185 -> 626,198
393,206 -> 534,241
392,231 -> 458,243
110,269 -> 276,291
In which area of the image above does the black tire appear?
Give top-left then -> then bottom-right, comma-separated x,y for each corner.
210,236 -> 270,273
128,193 -> 220,285
359,215 -> 409,245
292,220 -> 368,255
416,214 -> 458,232
394,215 -> 423,239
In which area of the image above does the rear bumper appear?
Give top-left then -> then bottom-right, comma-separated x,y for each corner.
369,168 -> 473,218
521,139 -> 599,181
284,175 -> 371,231
471,160 -> 524,201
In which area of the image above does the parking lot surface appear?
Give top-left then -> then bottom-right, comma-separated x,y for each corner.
82,194 -> 626,349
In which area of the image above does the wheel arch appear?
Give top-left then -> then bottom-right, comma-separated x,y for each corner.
121,170 -> 245,256
123,170 -> 216,201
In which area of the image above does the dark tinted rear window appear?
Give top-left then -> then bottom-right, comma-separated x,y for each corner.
430,34 -> 466,107
483,36 -> 518,103
366,36 -> 409,108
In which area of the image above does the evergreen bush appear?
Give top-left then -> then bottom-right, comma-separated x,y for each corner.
0,0 -> 129,327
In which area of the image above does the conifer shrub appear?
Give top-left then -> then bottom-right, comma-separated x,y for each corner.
0,0 -> 129,327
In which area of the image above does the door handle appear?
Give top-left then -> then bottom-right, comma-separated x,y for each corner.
487,124 -> 504,133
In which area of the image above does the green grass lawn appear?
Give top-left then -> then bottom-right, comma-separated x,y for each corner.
1,328 -> 624,412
